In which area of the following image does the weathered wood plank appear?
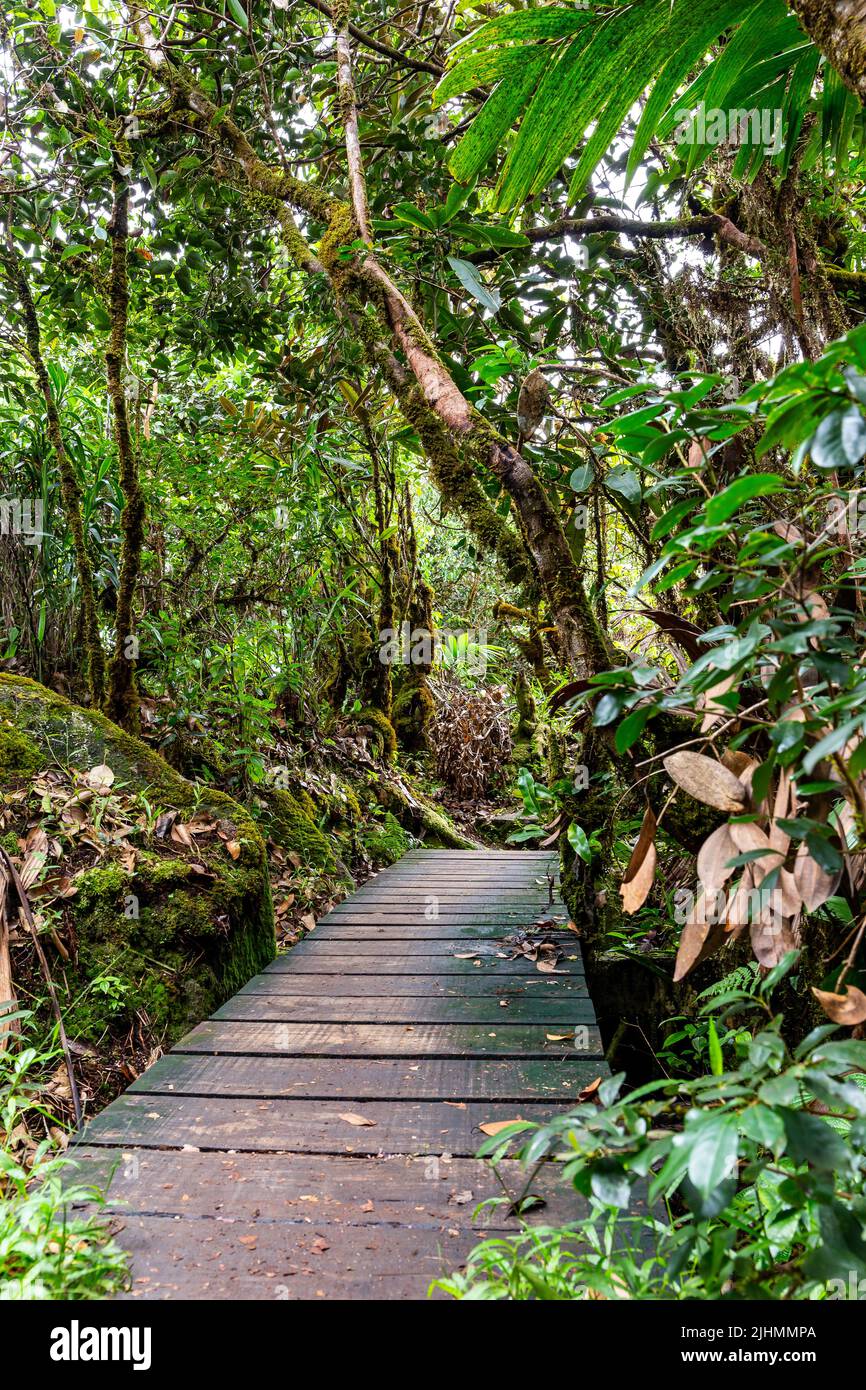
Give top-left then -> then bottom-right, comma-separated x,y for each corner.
213,994 -> 597,1025
104,1216 -> 477,1300
239,972 -> 588,997
310,915 -> 570,934
123,1053 -> 600,1100
79,1093 -> 577,1156
265,954 -> 584,976
69,1147 -> 588,1229
174,1020 -> 603,1057
286,937 -> 584,957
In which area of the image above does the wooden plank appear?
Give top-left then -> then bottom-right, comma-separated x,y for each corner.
265,954 -> 585,976
213,994 -> 597,1025
239,973 -> 589,997
316,908 -> 557,921
123,1053 -> 601,1100
174,1020 -> 603,1057
69,1147 -> 588,1228
306,923 -> 572,940
99,1215 -> 478,1300
286,937 -> 584,957
79,1093 -> 579,1156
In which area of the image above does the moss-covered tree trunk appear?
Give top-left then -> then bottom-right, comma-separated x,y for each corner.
787,0 -> 866,101
104,165 -> 146,732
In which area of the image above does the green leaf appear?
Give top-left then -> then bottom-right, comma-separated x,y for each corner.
811,406 -> 866,469
685,1114 -> 739,1199
703,473 -> 785,524
226,0 -> 248,30
446,256 -> 501,314
780,1107 -> 852,1170
614,705 -> 650,754
567,822 -> 591,863
449,50 -> 548,186
707,1016 -> 724,1076
569,463 -> 594,493
605,464 -> 641,507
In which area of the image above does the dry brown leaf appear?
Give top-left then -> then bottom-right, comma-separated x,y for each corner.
721,749 -> 758,780
751,912 -> 800,968
673,892 -> 729,982
546,1032 -> 574,1042
478,1119 -> 524,1137
811,985 -> 866,1025
225,840 -> 241,860
697,824 -> 738,894
170,822 -> 194,848
338,1112 -> 377,1127
577,1076 -> 603,1101
793,842 -> 842,911
619,805 -> 657,915
663,751 -> 748,813
84,763 -> 115,794
728,820 -> 783,884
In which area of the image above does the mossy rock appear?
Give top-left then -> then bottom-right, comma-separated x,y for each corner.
250,784 -> 337,871
0,674 -> 274,1050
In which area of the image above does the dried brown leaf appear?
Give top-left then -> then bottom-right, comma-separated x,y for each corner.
811,985 -> 866,1025
663,751 -> 748,813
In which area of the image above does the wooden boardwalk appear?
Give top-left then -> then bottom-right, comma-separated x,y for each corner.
72,850 -> 607,1299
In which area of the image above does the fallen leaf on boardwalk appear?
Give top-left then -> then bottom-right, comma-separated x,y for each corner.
238,1234 -> 257,1247
535,958 -> 557,973
452,952 -> 476,959
577,1076 -> 603,1101
449,1190 -> 474,1205
338,1112 -> 377,1127
812,985 -> 866,1025
361,1200 -> 374,1212
84,763 -> 115,793
443,1101 -> 466,1109
546,1033 -> 574,1042
479,1119 -> 523,1136
311,1237 -> 330,1253
224,840 -> 241,860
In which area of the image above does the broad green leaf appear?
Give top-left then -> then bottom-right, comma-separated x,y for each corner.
703,473 -> 785,525
449,50 -> 547,186
446,255 -> 501,313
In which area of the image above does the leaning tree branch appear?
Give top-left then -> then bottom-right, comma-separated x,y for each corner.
527,213 -> 767,260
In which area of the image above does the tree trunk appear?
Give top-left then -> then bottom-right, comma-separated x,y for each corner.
104,167 -> 146,732
788,1 -> 866,102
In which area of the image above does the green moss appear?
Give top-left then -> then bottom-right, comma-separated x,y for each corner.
356,705 -> 398,762
0,831 -> 19,856
0,721 -> 43,779
0,674 -> 274,1049
253,785 -> 336,870
362,812 -> 410,866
